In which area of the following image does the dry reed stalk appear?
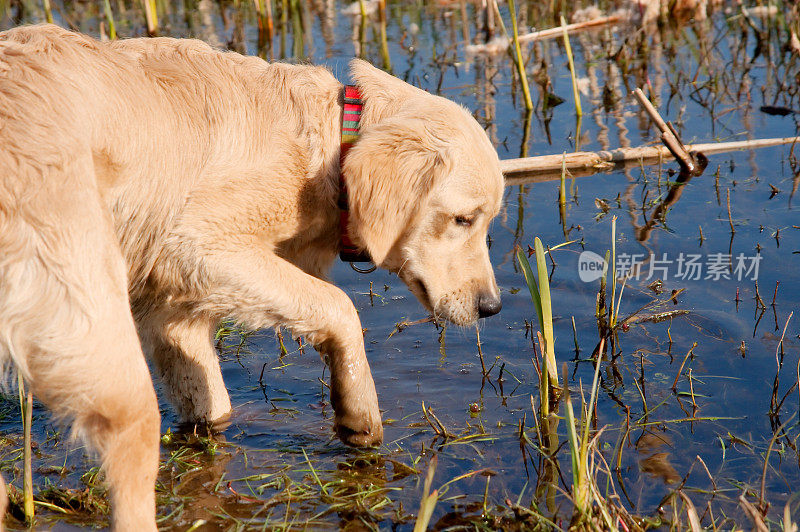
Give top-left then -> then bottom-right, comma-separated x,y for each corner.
739,493 -> 769,531
518,14 -> 622,43
726,188 -> 735,234
633,88 -> 694,172
254,0 -> 275,43
501,137 -> 800,184
671,342 -> 697,391
678,491 -> 702,532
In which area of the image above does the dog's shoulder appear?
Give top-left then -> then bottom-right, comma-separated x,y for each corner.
0,23 -> 100,51
108,35 -> 215,61
0,23 -> 106,77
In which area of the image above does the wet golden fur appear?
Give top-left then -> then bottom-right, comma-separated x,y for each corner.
0,24 -> 503,530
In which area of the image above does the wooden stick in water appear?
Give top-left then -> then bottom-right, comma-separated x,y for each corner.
632,88 -> 695,173
501,137 -> 800,186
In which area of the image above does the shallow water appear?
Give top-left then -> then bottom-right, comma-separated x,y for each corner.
1,0 -> 799,529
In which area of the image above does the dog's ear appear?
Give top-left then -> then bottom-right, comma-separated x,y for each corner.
349,59 -> 430,122
342,117 -> 449,265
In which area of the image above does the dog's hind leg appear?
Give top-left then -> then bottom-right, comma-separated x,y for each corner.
65,340 -> 161,532
1,157 -> 160,531
0,475 -> 6,531
22,250 -> 161,532
141,315 -> 232,427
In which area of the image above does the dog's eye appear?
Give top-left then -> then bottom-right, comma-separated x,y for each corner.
454,215 -> 474,227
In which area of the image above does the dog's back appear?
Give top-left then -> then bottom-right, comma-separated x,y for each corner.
0,26 -> 344,528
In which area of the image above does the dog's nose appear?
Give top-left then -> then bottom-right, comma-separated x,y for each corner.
477,293 -> 502,318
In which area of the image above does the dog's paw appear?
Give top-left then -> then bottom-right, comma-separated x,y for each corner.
334,408 -> 383,447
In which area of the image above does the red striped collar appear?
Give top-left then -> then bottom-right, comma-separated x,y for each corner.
338,85 -> 372,264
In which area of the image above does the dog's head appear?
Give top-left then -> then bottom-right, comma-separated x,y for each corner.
343,60 -> 503,326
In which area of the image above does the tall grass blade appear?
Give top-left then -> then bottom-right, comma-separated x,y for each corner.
516,247 -> 543,333
290,0 -> 304,59
610,216 -> 617,327
42,0 -> 52,23
253,0 -> 275,51
143,0 -> 158,35
534,238 -> 558,386
562,337 -> 605,522
17,373 -> 33,523
414,455 -> 438,532
559,153 -> 567,236
508,0 -> 532,110
279,0 -> 288,58
560,15 -> 582,117
301,448 -> 328,496
103,0 -> 117,40
377,0 -> 391,72
562,363 -> 581,494
357,0 -> 367,58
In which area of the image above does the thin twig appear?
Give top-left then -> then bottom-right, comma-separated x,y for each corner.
672,342 -> 697,392
776,312 -> 793,368
727,188 -> 735,234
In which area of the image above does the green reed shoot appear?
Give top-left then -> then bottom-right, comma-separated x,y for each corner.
42,0 -> 52,23
559,153 -> 567,208
17,373 -> 33,523
562,339 -> 604,522
378,0 -> 392,72
357,0 -> 367,58
559,153 -> 567,236
413,455 -> 438,532
413,456 -> 488,530
103,0 -> 117,40
143,0 -> 158,35
597,250 -> 609,320
609,216 -> 620,328
508,0 -> 532,110
301,448 -> 328,496
185,519 -> 207,532
290,0 -> 303,59
516,239 -> 558,389
254,0 -> 275,47
279,0 -> 288,58
560,15 -> 582,117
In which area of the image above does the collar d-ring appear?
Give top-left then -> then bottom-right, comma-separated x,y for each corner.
350,262 -> 377,274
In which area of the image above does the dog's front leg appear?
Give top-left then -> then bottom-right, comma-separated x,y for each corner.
198,243 -> 382,446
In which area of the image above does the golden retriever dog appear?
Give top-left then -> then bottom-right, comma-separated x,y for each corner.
0,24 -> 503,530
